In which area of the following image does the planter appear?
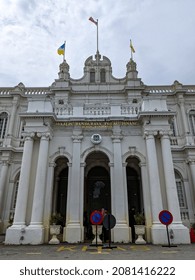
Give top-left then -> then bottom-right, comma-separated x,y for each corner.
91,225 -> 103,245
134,225 -> 146,244
49,224 -> 61,244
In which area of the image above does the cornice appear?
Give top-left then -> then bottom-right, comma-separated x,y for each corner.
139,111 -> 175,119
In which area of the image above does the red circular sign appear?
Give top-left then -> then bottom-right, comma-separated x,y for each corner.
90,210 -> 103,225
159,210 -> 173,225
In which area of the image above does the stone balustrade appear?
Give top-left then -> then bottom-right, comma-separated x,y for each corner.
121,104 -> 141,115
83,103 -> 111,115
54,104 -> 73,116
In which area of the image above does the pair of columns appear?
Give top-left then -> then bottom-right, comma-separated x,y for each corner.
65,133 -> 130,243
145,130 -> 190,244
5,132 -> 51,244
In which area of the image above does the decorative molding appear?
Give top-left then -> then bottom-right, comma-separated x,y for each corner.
91,134 -> 102,144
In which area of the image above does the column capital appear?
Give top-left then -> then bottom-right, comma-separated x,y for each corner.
80,162 -> 86,168
67,162 -> 72,167
144,130 -> 158,139
186,158 -> 195,165
159,130 -> 173,138
139,162 -> 146,168
22,132 -> 35,140
108,162 -> 114,167
71,135 -> 83,143
111,135 -> 123,143
49,162 -> 57,168
2,159 -> 11,166
177,95 -> 185,104
37,132 -> 52,140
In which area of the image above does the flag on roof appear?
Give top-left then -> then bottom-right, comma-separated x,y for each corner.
57,42 -> 65,55
130,40 -> 135,53
89,16 -> 98,25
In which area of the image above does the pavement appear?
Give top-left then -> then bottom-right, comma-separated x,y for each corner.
0,237 -> 195,260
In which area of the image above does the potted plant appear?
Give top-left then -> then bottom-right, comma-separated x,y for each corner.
134,212 -> 146,244
49,213 -> 63,244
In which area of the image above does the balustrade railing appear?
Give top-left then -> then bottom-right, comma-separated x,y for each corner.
83,104 -> 111,115
54,104 -> 73,116
121,104 -> 141,115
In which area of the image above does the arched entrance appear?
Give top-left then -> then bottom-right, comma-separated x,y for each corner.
126,157 -> 143,241
126,157 -> 143,213
53,157 -> 69,227
84,152 -> 111,240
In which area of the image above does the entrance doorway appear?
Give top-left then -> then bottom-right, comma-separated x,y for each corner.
126,157 -> 143,242
53,157 -> 69,227
84,152 -> 111,240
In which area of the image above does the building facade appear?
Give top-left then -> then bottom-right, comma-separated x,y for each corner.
0,52 -> 194,245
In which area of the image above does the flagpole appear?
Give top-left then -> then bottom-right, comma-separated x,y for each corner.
97,19 -> 99,54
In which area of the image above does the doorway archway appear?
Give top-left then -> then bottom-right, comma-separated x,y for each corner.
84,152 -> 111,240
53,157 -> 69,227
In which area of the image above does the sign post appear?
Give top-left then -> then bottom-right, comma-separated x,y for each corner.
159,210 -> 177,247
102,214 -> 117,249
90,210 -> 103,247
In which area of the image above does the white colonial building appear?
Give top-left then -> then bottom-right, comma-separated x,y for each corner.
0,51 -> 195,245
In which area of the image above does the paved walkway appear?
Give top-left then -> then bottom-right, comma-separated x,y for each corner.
0,242 -> 195,260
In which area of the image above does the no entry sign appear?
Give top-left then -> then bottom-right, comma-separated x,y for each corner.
159,210 -> 173,225
90,210 -> 103,225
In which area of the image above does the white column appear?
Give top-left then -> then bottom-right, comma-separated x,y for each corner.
44,162 -> 56,243
0,161 -> 9,221
144,131 -> 165,244
160,132 -> 181,221
5,133 -> 34,244
63,162 -> 72,242
145,131 -> 163,222
26,133 -> 50,244
160,131 -> 190,244
7,97 -> 19,136
111,135 -> 129,243
79,162 -> 85,242
188,159 -> 195,199
178,96 -> 189,134
65,135 -> 83,243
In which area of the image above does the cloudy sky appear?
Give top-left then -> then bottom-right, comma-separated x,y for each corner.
0,0 -> 194,87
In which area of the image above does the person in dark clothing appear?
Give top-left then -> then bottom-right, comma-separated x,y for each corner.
129,207 -> 136,242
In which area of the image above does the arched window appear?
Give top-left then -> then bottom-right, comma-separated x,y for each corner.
90,69 -> 95,83
0,112 -> 8,139
175,170 -> 188,220
169,117 -> 177,136
100,69 -> 106,83
189,110 -> 195,135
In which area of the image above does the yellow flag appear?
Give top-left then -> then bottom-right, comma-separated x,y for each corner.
57,42 -> 65,55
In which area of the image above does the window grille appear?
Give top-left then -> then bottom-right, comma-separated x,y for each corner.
189,110 -> 195,135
